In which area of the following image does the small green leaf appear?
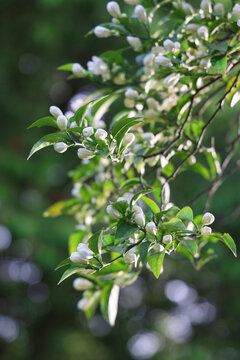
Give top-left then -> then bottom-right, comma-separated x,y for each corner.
111,116 -> 143,146
181,240 -> 198,256
88,230 -> 103,255
139,241 -> 151,263
27,133 -> 70,160
112,200 -> 128,215
141,196 -> 160,215
130,189 -> 153,208
221,233 -> 237,257
120,177 -> 148,189
55,258 -> 71,271
28,117 -> 58,129
85,290 -> 101,319
75,95 -> 112,126
148,251 -> 165,279
100,284 -> 120,326
58,266 -> 83,284
115,221 -> 138,244
177,207 -> 193,221
209,56 -> 227,75
57,63 -> 74,71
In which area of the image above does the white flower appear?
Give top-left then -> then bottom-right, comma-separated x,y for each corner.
70,121 -> 77,128
163,73 -> 180,87
132,205 -> 143,215
201,226 -> 212,236
77,148 -> 95,159
202,212 -> 215,225
73,277 -> 92,291
54,142 -> 68,153
143,132 -> 155,145
125,88 -> 139,99
186,23 -> 199,31
134,5 -> 147,23
106,1 -> 121,18
197,26 -> 209,40
146,221 -> 157,236
163,39 -> 180,53
106,205 -> 121,219
95,128 -> 108,140
151,46 -> 165,55
238,19 -> 240,26
49,105 -> 63,118
126,36 -> 142,51
124,98 -> 135,108
199,58 -> 211,68
200,0 -> 212,15
162,234 -> 172,244
94,26 -> 112,38
122,133 -> 135,147
83,126 -> 94,137
57,115 -> 68,130
87,56 -> 110,81
135,212 -> 145,227
214,3 -> 224,15
77,243 -> 94,260
72,63 -> 87,78
146,97 -> 159,111
233,4 -> 240,17
77,298 -> 89,311
70,252 -> 83,263
123,248 -> 136,264
154,55 -> 172,67
182,2 -> 194,14
124,0 -> 141,4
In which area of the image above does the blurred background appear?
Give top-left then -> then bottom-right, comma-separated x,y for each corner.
0,0 -> 240,359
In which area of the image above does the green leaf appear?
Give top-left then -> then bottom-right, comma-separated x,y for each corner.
55,258 -> 71,271
221,233 -> 237,257
130,189 -> 153,208
177,207 -> 193,221
27,133 -> 70,160
85,290 -> 101,319
148,251 -> 165,279
120,177 -> 148,189
58,266 -> 83,284
57,63 -> 74,71
28,116 -> 58,129
100,284 -> 120,326
97,258 -> 128,275
115,221 -> 138,244
88,230 -> 103,255
141,196 -> 160,215
75,95 -> 112,126
181,240 -> 198,256
139,241 -> 151,263
111,116 -> 143,146
112,200 -> 128,215
209,56 -> 227,75
43,199 -> 81,217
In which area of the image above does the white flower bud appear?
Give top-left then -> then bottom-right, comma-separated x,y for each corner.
186,23 -> 199,31
163,73 -> 180,87
77,298 -> 89,311
199,58 -> 211,68
72,63 -> 87,78
77,243 -> 94,260
124,0 -> 141,4
233,4 -> 240,17
214,3 -> 224,15
163,39 -> 180,53
200,0 -> 212,15
124,98 -> 135,108
70,252 -> 83,263
197,26 -> 209,40
154,55 -> 172,67
49,105 -> 63,118
201,226 -> 212,236
107,1 -> 121,18
106,205 -> 121,219
125,88 -> 139,99
57,115 -> 68,130
146,221 -> 157,236
73,277 -> 92,291
123,248 -> 136,264
83,126 -> 94,137
54,142 -> 68,153
122,133 -> 135,147
134,5 -> 147,23
95,128 -> 108,140
133,205 -> 143,215
70,121 -> 78,128
202,212 -> 215,225
135,212 -> 145,227
94,26 -> 111,38
182,2 -> 194,14
162,234 -> 172,244
126,36 -> 142,51
77,148 -> 95,159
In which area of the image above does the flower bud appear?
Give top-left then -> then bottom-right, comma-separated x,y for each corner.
70,252 -> 83,263
106,1 -> 121,18
122,133 -> 135,147
182,2 -> 194,14
123,248 -> 136,264
72,63 -> 87,78
202,212 -> 215,225
73,277 -> 92,291
106,205 -> 121,219
163,39 -> 180,53
154,55 -> 172,67
83,126 -> 94,137
163,73 -> 180,87
133,205 -> 143,215
135,212 -> 145,227
197,26 -> 208,40
146,221 -> 157,236
126,36 -> 142,51
134,5 -> 147,23
94,26 -> 111,38
199,58 -> 211,68
214,3 -> 224,15
57,115 -> 68,130
49,106 -> 63,118
125,88 -> 139,99
77,243 -> 94,260
200,0 -> 212,15
124,98 -> 135,108
77,298 -> 89,311
95,128 -> 108,140
70,121 -> 78,128
54,142 -> 68,153
77,148 -> 94,159
186,23 -> 199,31
162,234 -> 172,244
124,0 -> 141,4
201,226 -> 212,236
233,4 -> 240,17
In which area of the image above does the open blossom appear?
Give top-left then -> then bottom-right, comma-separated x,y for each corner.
154,55 -> 172,67
126,36 -> 142,51
134,5 -> 147,23
49,105 -> 63,118
83,126 -> 94,138
146,221 -> 157,236
106,205 -> 121,219
95,128 -> 108,140
57,115 -> 68,130
87,56 -> 111,81
200,0 -> 212,15
73,277 -> 92,291
233,4 -> 240,17
54,142 -> 68,153
72,63 -> 87,78
94,26 -> 112,38
163,39 -> 180,53
106,1 -> 121,18
135,212 -> 145,227
202,212 -> 215,225
162,234 -> 172,244
201,226 -> 212,236
123,248 -> 136,264
197,26 -> 208,40
77,148 -> 95,159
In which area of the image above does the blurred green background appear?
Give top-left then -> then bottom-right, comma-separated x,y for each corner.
0,0 -> 240,359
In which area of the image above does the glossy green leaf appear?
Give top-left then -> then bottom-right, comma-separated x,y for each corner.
177,207 -> 193,221
115,221 -> 138,244
28,116 -> 58,129
148,251 -> 165,279
221,233 -> 237,257
141,196 -> 160,215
